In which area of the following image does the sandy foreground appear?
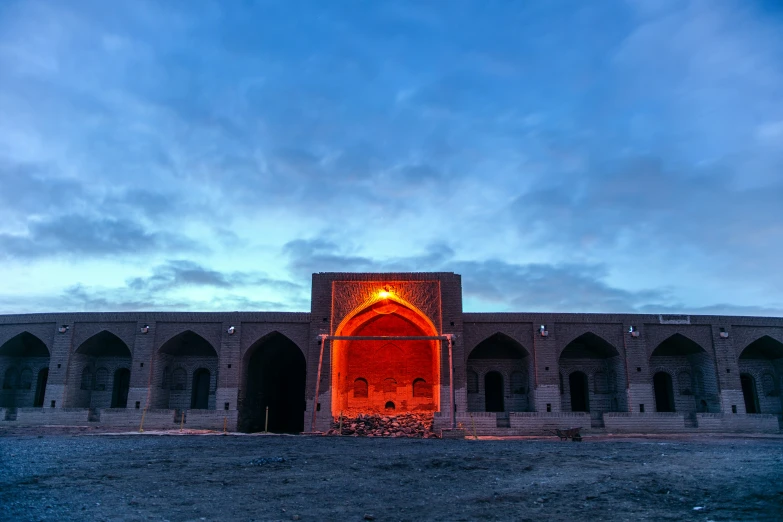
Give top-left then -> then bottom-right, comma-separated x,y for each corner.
1,427 -> 782,521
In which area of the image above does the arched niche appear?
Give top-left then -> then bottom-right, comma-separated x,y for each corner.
650,333 -> 717,413
152,331 -> 218,410
559,332 -> 626,414
66,331 -> 131,409
0,332 -> 50,408
239,331 -> 306,433
332,295 -> 440,417
466,333 -> 530,413
738,336 -> 783,414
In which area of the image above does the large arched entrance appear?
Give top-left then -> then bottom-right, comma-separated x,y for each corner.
152,331 -> 218,410
66,331 -> 131,408
240,332 -> 306,433
738,336 -> 783,414
650,334 -> 718,413
332,293 -> 439,416
466,333 -> 531,412
0,332 -> 50,408
653,371 -> 675,412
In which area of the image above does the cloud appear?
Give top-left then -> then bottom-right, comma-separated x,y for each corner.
0,214 -> 198,259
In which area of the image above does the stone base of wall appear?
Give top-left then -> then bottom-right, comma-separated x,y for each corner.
434,412 -> 591,436
603,412 -> 686,433
695,413 -> 779,433
2,407 -> 239,431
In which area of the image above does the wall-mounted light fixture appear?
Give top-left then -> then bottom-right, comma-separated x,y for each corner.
719,327 -> 729,339
629,326 -> 640,338
539,324 -> 549,337
58,325 -> 69,334
140,325 -> 150,334
227,326 -> 236,335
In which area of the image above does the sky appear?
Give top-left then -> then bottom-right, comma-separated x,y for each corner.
0,0 -> 782,316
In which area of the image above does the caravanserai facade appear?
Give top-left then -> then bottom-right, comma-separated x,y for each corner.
1,273 -> 781,435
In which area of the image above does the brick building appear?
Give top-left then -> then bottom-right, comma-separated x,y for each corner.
1,272 -> 781,435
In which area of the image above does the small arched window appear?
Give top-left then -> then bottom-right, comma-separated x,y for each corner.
3,367 -> 18,389
19,368 -> 33,390
467,370 -> 479,394
80,367 -> 93,390
171,368 -> 187,391
161,367 -> 171,389
93,368 -> 109,391
693,369 -> 705,396
383,378 -> 397,393
593,371 -> 608,394
353,378 -> 368,398
384,401 -> 395,410
607,370 -> 617,393
762,373 -> 778,396
511,371 -> 526,394
413,378 -> 431,398
677,371 -> 692,395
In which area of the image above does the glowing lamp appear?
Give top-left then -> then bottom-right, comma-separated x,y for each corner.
140,325 -> 150,334
378,288 -> 392,299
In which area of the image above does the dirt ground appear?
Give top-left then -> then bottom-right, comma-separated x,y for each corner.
1,428 -> 782,521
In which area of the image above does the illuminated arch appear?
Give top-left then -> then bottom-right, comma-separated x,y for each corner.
331,290 -> 440,416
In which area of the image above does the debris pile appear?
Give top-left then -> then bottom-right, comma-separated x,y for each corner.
326,412 -> 438,438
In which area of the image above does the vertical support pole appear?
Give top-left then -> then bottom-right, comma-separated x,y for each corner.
139,408 -> 147,433
180,411 -> 185,432
264,406 -> 269,433
310,334 -> 327,433
448,334 -> 456,430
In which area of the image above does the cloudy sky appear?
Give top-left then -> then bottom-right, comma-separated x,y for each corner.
1,0 -> 782,316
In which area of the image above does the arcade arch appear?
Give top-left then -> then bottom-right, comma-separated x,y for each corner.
559,333 -> 626,414
152,331 -> 218,410
467,333 -> 531,412
738,336 -> 783,414
66,331 -> 131,408
650,334 -> 717,413
0,332 -> 50,408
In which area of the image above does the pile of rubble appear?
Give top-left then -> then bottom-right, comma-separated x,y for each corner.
326,412 -> 439,438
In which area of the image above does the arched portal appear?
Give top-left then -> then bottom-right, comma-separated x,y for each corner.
740,373 -> 759,414
66,331 -> 131,408
240,332 -> 306,433
484,371 -> 504,412
191,369 -> 211,409
0,332 -> 50,408
467,333 -> 530,412
569,371 -> 590,412
332,294 -> 439,416
152,331 -> 218,410
738,336 -> 783,414
111,368 -> 130,408
650,334 -> 718,413
653,372 -> 675,412
559,333 -> 625,414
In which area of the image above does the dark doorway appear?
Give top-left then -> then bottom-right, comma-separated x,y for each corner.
653,372 -> 675,412
33,368 -> 48,407
242,333 -> 306,433
740,373 -> 759,413
484,371 -> 504,412
111,368 -> 130,408
191,368 -> 211,409
569,372 -> 589,412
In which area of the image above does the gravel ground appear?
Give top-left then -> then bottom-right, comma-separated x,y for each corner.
1,429 -> 782,521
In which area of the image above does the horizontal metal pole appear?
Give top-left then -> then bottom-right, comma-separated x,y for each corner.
325,335 -> 450,341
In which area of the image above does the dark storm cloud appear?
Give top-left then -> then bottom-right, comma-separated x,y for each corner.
127,260 -> 303,294
0,214 -> 197,259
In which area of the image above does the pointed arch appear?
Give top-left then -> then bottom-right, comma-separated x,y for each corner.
75,330 -> 132,357
559,332 -> 619,359
0,332 -> 49,357
243,330 -> 306,365
650,333 -> 707,358
158,330 -> 217,357
335,293 -> 438,337
468,332 -> 529,359
739,336 -> 783,361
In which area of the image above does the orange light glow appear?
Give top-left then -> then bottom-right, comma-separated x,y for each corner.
378,289 -> 391,299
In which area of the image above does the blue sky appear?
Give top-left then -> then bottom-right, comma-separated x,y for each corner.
1,0 -> 782,315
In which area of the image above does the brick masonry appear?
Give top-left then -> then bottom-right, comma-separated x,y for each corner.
0,273 -> 781,434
